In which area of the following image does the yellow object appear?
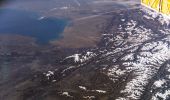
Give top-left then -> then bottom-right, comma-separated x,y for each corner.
141,0 -> 170,15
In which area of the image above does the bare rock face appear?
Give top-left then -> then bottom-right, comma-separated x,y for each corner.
1,8 -> 170,100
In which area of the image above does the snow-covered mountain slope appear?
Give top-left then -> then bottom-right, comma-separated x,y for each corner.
23,8 -> 170,100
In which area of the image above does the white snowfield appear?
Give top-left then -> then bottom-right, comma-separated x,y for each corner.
79,86 -> 87,90
61,92 -> 73,98
65,51 -> 96,63
113,13 -> 170,99
63,10 -> 170,100
102,9 -> 170,99
58,7 -> 170,100
154,79 -> 166,88
79,86 -> 106,93
44,71 -> 54,80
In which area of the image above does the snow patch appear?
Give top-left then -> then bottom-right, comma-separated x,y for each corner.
79,86 -> 87,90
83,96 -> 95,99
121,19 -> 125,22
154,79 -> 166,88
65,52 -> 96,63
154,90 -> 170,100
95,90 -> 106,93
61,92 -> 73,97
44,71 -> 54,80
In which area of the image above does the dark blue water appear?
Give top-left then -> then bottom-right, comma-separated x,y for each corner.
0,9 -> 67,44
